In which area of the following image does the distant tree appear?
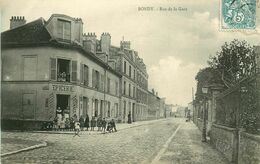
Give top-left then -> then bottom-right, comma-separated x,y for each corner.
208,39 -> 256,87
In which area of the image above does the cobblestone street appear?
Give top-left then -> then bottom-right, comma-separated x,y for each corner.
1,118 -> 229,164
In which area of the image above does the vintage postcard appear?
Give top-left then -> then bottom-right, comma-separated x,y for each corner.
0,0 -> 259,163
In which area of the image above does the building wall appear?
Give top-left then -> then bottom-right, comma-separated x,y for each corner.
1,46 -> 121,129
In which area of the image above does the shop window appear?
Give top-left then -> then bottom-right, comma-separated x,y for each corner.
57,59 -> 70,82
57,19 -> 71,41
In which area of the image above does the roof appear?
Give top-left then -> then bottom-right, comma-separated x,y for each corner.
1,17 -> 122,77
1,18 -> 51,44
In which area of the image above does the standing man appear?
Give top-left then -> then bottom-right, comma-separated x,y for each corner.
84,114 -> 90,131
102,118 -> 107,133
97,116 -> 102,131
127,112 -> 132,124
111,119 -> 117,132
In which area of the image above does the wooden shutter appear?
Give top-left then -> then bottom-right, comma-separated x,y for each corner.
71,60 -> 77,82
80,63 -> 83,84
50,58 -> 56,80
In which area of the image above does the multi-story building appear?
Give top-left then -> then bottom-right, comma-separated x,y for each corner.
84,33 -> 149,122
148,89 -> 160,120
1,14 -> 121,129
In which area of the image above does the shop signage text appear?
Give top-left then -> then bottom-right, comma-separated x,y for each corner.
52,84 -> 74,92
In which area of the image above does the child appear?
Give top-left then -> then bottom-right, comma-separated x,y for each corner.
74,121 -> 80,137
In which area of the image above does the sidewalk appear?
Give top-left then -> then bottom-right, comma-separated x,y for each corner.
157,121 -> 229,164
1,138 -> 47,157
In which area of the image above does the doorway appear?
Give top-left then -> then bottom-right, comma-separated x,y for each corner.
56,94 -> 70,116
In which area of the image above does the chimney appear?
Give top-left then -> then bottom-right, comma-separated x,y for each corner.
10,16 -> 26,29
120,40 -> 131,49
100,32 -> 111,55
83,33 -> 97,54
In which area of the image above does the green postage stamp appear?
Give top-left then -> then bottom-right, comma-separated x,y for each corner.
221,0 -> 257,29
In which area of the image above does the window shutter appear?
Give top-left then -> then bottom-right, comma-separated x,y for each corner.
71,60 -> 77,82
50,58 -> 56,80
80,63 -> 83,84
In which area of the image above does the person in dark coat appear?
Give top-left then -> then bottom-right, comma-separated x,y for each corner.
90,117 -> 96,131
84,114 -> 90,131
102,118 -> 107,133
111,119 -> 117,132
79,115 -> 85,131
97,116 -> 102,131
127,112 -> 132,124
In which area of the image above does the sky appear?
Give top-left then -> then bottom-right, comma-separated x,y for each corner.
1,0 -> 260,106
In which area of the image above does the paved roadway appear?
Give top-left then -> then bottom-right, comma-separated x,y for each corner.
1,118 -> 228,164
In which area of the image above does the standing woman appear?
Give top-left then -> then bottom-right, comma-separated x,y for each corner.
84,114 -> 90,131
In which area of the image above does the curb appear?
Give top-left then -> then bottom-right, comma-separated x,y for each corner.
1,141 -> 47,157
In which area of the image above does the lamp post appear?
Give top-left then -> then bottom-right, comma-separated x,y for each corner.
201,86 -> 208,142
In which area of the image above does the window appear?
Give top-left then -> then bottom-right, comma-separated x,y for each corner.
83,65 -> 89,86
107,77 -> 111,93
129,65 -> 131,77
123,81 -> 126,95
129,84 -> 131,97
23,56 -> 37,80
101,74 -> 105,91
115,103 -> 119,117
92,70 -> 100,89
133,86 -> 135,98
57,19 -> 71,40
115,82 -> 119,96
124,61 -> 126,74
134,70 -> 136,80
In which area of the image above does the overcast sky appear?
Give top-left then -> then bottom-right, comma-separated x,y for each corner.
1,0 -> 260,106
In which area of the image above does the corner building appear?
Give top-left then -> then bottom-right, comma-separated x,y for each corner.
1,14 -> 121,129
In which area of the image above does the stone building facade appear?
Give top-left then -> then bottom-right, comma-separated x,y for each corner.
1,14 -> 121,129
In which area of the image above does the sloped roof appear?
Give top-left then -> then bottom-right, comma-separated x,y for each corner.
1,18 -> 52,44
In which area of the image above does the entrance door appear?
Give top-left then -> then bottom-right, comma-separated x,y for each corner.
22,93 -> 35,119
56,94 -> 70,116
132,103 -> 135,122
83,97 -> 88,117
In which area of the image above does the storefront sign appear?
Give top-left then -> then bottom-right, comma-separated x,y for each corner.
52,84 -> 75,92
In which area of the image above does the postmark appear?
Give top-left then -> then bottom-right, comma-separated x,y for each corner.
221,0 -> 256,30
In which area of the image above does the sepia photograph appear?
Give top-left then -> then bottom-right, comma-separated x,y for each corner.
0,0 -> 260,163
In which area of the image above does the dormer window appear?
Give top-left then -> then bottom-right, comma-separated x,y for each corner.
57,19 -> 71,40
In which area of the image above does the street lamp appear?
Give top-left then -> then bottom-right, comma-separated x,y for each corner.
201,86 -> 208,142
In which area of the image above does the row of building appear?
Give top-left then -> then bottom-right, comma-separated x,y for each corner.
1,14 -> 173,129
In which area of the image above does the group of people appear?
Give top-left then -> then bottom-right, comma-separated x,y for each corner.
52,113 -> 117,134
57,72 -> 70,82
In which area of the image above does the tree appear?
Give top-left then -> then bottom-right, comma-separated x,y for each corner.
208,39 -> 256,87
195,67 -> 223,101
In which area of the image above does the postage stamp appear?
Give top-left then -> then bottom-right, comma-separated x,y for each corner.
221,0 -> 256,30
